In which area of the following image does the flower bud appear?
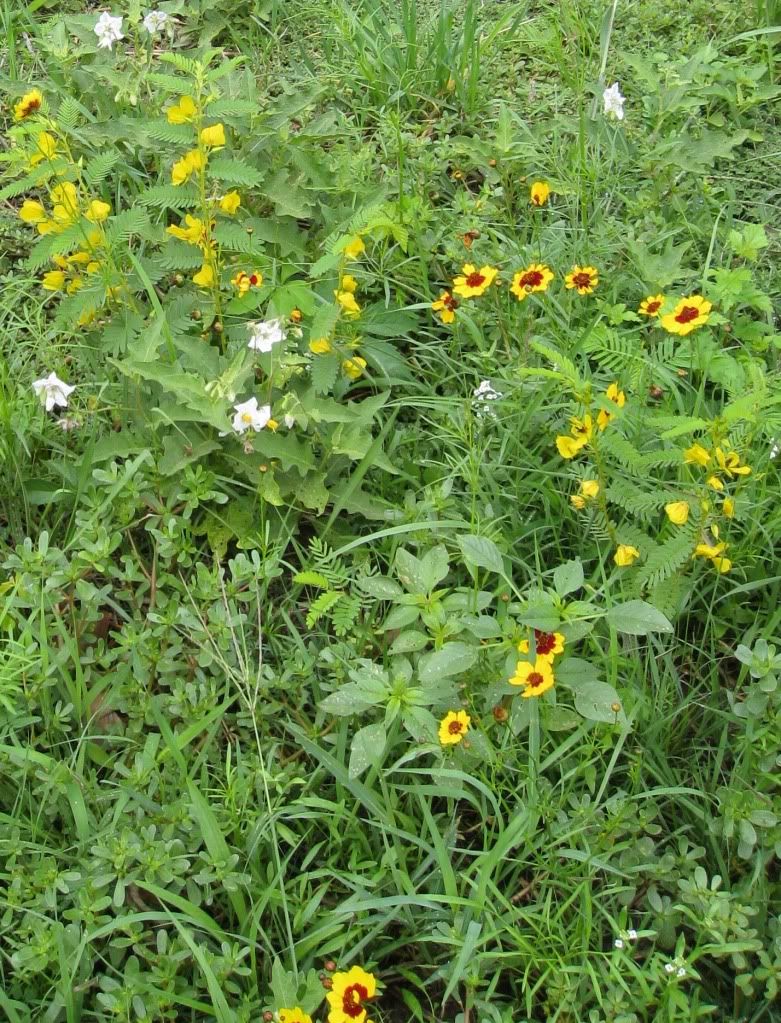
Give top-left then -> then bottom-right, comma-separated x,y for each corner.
324,960 -> 337,972
212,321 -> 223,334
191,309 -> 202,321
492,705 -> 508,723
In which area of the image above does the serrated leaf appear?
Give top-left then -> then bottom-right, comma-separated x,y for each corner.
311,353 -> 340,394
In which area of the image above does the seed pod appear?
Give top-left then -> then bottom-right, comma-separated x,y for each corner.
611,702 -> 621,713
174,273 -> 185,287
492,705 -> 509,723
649,385 -> 663,399
213,321 -> 223,334
263,1012 -> 273,1022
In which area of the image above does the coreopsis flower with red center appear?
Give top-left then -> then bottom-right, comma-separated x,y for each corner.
530,181 -> 551,206
166,95 -> 197,124
438,710 -> 471,745
518,630 -> 565,662
665,501 -> 690,526
510,656 -> 555,698
714,447 -> 751,478
614,544 -> 640,567
452,263 -> 498,299
432,290 -> 458,324
510,263 -> 554,301
660,295 -> 712,336
279,1010 -> 312,1023
565,265 -> 599,295
639,294 -> 665,317
14,88 -> 43,121
326,966 -> 377,1023
231,270 -> 262,295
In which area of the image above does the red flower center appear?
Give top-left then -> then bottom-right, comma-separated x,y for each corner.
572,272 -> 592,289
520,270 -> 544,289
249,274 -> 259,285
444,293 -> 458,310
646,300 -> 661,314
675,305 -> 700,324
465,271 -> 486,288
342,984 -> 369,1017
448,720 -> 464,735
534,630 -> 556,655
526,672 -> 544,688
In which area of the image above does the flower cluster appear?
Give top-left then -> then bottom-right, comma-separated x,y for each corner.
555,381 -> 626,460
510,629 -> 566,698
639,292 -> 712,335
93,9 -> 171,50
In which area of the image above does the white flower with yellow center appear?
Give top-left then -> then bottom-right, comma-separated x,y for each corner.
32,372 -> 75,411
94,12 -> 124,49
143,10 -> 170,33
231,398 -> 271,434
247,318 -> 286,353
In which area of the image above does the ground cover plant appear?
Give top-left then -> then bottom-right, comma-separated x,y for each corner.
1,0 -> 781,1020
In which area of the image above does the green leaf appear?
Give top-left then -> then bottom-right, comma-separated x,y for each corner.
357,575 -> 404,600
418,643 -> 478,683
419,545 -> 450,592
553,559 -> 584,597
349,722 -> 387,778
457,534 -> 505,575
728,223 -> 769,262
319,686 -> 374,716
270,959 -> 298,1009
187,781 -> 247,924
573,680 -> 628,725
606,600 -> 673,636
555,657 -> 601,689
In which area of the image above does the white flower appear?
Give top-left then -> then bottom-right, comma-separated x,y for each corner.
771,441 -> 779,460
676,967 -> 686,978
143,10 -> 169,33
664,963 -> 675,974
614,939 -> 624,949
603,82 -> 625,121
284,414 -> 296,429
627,929 -> 638,941
473,380 -> 501,402
231,398 -> 271,434
247,318 -> 286,353
94,12 -> 124,50
57,416 -> 80,432
32,372 -> 75,412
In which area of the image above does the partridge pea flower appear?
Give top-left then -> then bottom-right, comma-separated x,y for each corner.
614,544 -> 640,567
199,123 -> 226,148
343,235 -> 366,260
167,95 -> 197,124
665,501 -> 690,526
172,149 -> 205,186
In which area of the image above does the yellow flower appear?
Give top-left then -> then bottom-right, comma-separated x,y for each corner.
714,447 -> 751,478
326,966 -> 377,1023
614,544 -> 640,567
343,235 -> 366,260
665,501 -> 690,525
530,181 -> 551,206
510,263 -> 554,301
193,263 -> 215,288
219,191 -> 241,214
639,294 -> 665,317
556,434 -> 587,459
580,479 -> 600,500
707,475 -> 724,492
722,497 -> 735,519
597,385 -> 624,432
50,182 -> 79,224
684,443 -> 711,468
571,413 -> 593,442
342,356 -> 367,380
452,263 -> 499,298
693,538 -> 731,574
166,95 -> 197,124
335,290 -> 361,317
438,710 -> 471,745
85,199 -> 111,223
510,656 -> 555,698
42,270 -> 66,291
565,265 -> 598,295
339,274 -> 358,293
231,270 -> 262,294
14,88 -> 43,121
167,214 -> 208,246
432,290 -> 458,324
172,149 -> 205,186
660,295 -> 712,336
199,123 -> 226,148
29,131 -> 57,167
279,1010 -> 312,1023
310,337 -> 333,355
517,630 -> 564,661
570,494 -> 586,510
19,199 -> 48,225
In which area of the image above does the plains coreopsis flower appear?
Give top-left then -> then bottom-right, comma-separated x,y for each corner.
14,88 -> 43,121
94,12 -> 124,50
510,263 -> 554,301
565,265 -> 599,295
660,295 -> 712,336
510,656 -> 555,698
603,82 -> 625,120
432,290 -> 458,323
326,966 -> 377,1023
32,372 -> 75,411
438,710 -> 470,746
639,294 -> 665,317
143,9 -> 169,33
232,398 -> 272,434
247,318 -> 285,352
518,630 -> 565,661
452,263 -> 498,298
279,1011 -> 312,1023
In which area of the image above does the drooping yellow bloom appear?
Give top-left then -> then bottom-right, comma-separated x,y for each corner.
660,295 -> 712,336
693,538 -> 731,573
42,270 -> 66,291
309,337 -> 333,355
29,131 -> 57,167
326,966 -> 377,1023
557,435 -> 587,459
684,442 -> 711,468
199,123 -> 226,148
518,630 -> 565,662
565,265 -> 598,295
219,191 -> 241,214
510,263 -> 554,301
722,497 -> 735,519
193,263 -> 215,288
50,181 -> 79,225
231,270 -> 262,294
166,95 -> 197,124
342,356 -> 367,380
580,479 -> 600,499
19,199 -> 48,225
85,199 -> 111,223
14,88 -> 43,121
598,381 -> 626,430
714,447 -> 751,478
343,235 -> 366,260
432,290 -> 458,324
707,475 -> 724,492
665,501 -> 690,526
172,149 -> 205,186
510,656 -> 555,698
167,215 -> 209,246
279,1010 -> 312,1023
335,290 -> 361,317
614,544 -> 640,567
639,294 -> 665,317
530,181 -> 551,206
438,710 -> 471,745
452,263 -> 499,298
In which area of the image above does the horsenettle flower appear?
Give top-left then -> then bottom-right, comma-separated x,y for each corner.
232,398 -> 272,434
510,656 -> 555,698
565,265 -> 599,295
247,318 -> 285,352
32,372 -> 75,411
279,1010 -> 312,1023
343,235 -> 365,260
518,630 -> 565,662
232,270 -> 263,296
530,181 -> 551,206
452,263 -> 499,298
639,294 -> 665,317
326,966 -> 377,1023
614,544 -> 640,567
438,710 -> 471,746
665,501 -> 690,526
14,88 -> 43,121
603,82 -> 625,120
432,290 -> 458,323
510,263 -> 554,301
660,295 -> 712,336
143,10 -> 170,33
94,12 -> 124,50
